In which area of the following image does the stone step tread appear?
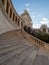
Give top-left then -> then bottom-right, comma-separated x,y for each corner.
0,39 -> 26,45
6,57 -> 17,65
0,39 -> 26,43
0,43 -> 23,49
0,41 -> 18,45
0,41 -> 26,48
21,50 -> 38,65
0,44 -> 34,64
0,38 -> 23,41
0,34 -> 19,38
1,54 -> 17,65
0,43 -> 29,55
0,39 -> 20,42
0,44 -> 24,54
16,45 -> 35,65
0,43 -> 23,50
0,35 -> 23,40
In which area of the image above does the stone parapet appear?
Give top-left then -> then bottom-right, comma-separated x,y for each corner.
0,0 -> 25,34
22,30 -> 49,50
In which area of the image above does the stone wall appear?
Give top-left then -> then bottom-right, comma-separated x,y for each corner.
0,7 -> 17,34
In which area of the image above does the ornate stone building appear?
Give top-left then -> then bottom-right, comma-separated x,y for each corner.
21,10 -> 32,28
40,24 -> 49,33
33,24 -> 49,34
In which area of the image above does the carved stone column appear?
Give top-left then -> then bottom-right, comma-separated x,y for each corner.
4,0 -> 7,11
15,16 -> 17,24
14,16 -> 16,23
19,19 -> 22,28
17,17 -> 18,25
8,6 -> 10,17
11,10 -> 13,21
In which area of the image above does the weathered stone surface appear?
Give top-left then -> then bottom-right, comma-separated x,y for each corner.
0,0 -> 49,65
0,8 -> 16,34
0,30 -> 49,65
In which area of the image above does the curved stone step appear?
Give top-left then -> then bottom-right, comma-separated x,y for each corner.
0,34 -> 23,41
0,41 -> 25,49
0,44 -> 34,64
0,45 -> 28,64
0,42 -> 29,55
21,50 -> 38,65
0,41 -> 26,49
0,39 -> 26,44
0,38 -> 19,42
1,55 -> 17,65
15,45 -> 35,65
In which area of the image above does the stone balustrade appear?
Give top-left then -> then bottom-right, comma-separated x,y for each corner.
0,0 -> 24,29
22,30 -> 49,50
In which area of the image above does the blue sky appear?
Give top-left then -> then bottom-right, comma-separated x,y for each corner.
12,0 -> 49,28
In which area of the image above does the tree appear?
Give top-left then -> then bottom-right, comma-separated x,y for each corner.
24,26 -> 49,43
27,27 -> 31,34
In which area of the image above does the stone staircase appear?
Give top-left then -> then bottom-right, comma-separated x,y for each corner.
0,30 -> 38,65
0,30 -> 49,65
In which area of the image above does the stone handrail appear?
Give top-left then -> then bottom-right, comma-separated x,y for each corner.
0,0 -> 24,28
22,30 -> 49,50
0,0 -> 25,34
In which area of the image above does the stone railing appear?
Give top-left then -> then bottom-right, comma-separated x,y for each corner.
22,30 -> 49,50
0,0 -> 24,28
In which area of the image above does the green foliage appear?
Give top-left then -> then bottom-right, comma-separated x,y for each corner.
24,26 -> 31,34
31,31 -> 49,43
31,30 -> 38,37
27,27 -> 31,33
24,26 -> 49,43
24,25 -> 27,32
37,32 -> 49,43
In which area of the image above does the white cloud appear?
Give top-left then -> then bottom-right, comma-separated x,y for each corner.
33,24 -> 40,28
26,8 -> 30,11
32,16 -> 35,18
40,18 -> 49,24
25,4 -> 30,6
32,16 -> 35,19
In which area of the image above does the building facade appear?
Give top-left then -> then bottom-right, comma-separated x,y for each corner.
33,24 -> 49,34
21,10 -> 32,28
40,24 -> 49,33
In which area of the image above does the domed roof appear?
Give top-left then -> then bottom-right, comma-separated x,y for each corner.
40,24 -> 47,28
